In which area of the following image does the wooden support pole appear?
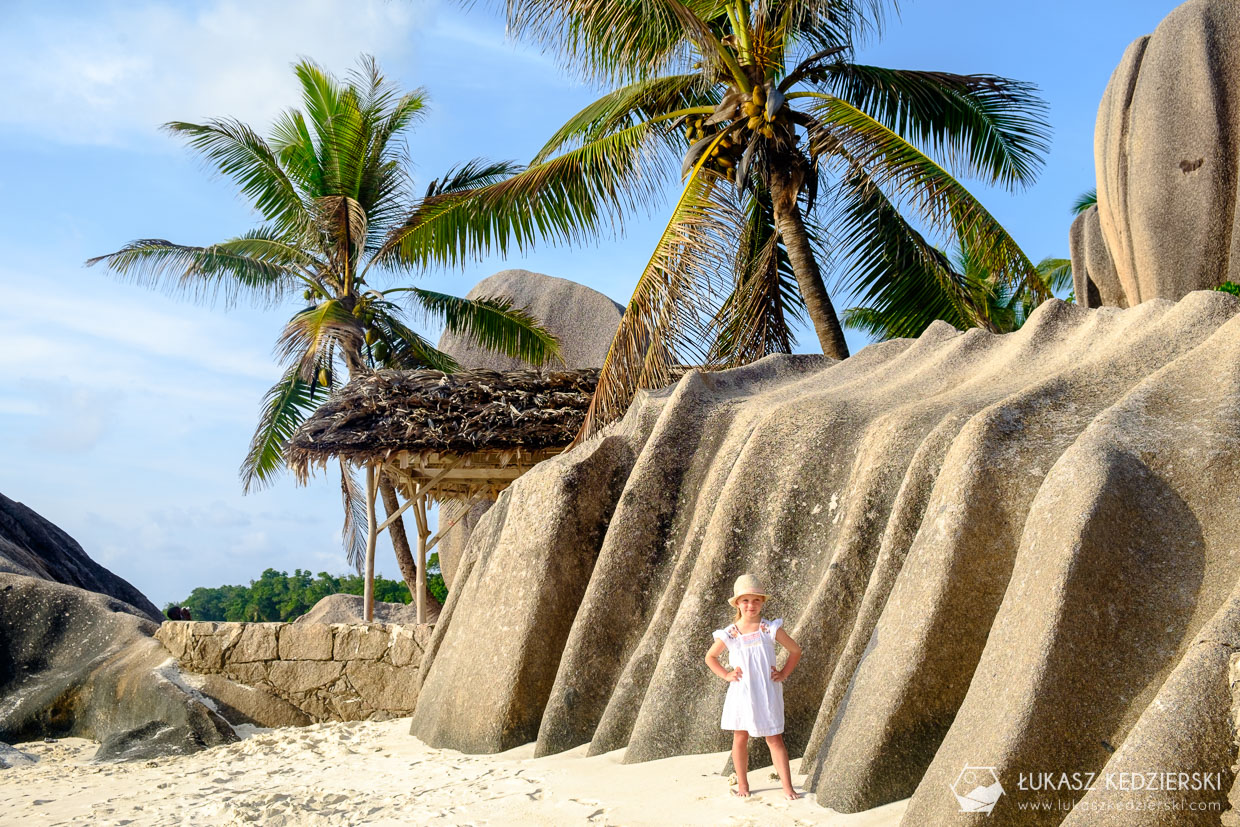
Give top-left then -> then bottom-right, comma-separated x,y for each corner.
374,456 -> 464,536
363,462 -> 379,623
412,493 -> 429,624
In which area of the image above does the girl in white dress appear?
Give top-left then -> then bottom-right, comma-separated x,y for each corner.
705,574 -> 803,799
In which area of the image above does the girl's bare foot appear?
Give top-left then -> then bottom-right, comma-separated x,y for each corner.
784,788 -> 800,800
733,786 -> 750,797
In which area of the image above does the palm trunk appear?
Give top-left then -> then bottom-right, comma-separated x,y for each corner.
378,474 -> 441,613
770,170 -> 850,360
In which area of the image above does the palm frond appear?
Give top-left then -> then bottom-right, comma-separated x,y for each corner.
384,121 -> 672,269
1036,256 -> 1073,294
423,159 -> 522,198
832,166 -> 982,338
803,92 -> 1044,301
578,164 -> 742,439
533,73 -> 709,163
242,366 -> 323,492
338,458 -> 369,573
164,119 -> 312,235
805,64 -> 1050,189
503,0 -> 691,83
762,0 -> 893,57
1072,188 -> 1097,215
402,288 -> 564,367
368,307 -> 459,372
276,299 -> 364,382
85,236 -> 302,308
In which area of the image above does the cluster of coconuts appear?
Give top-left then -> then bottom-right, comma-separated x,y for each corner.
683,82 -> 785,183
298,289 -> 393,384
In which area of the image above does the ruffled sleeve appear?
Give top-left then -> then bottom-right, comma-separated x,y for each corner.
765,618 -> 783,638
713,625 -> 737,651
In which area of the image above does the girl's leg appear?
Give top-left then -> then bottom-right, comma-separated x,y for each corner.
765,734 -> 800,799
731,731 -> 751,796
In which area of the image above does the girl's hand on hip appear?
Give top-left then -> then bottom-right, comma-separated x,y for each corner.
727,667 -> 743,682
771,667 -> 786,682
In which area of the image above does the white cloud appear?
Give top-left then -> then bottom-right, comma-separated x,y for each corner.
0,276 -> 276,382
0,0 -> 422,147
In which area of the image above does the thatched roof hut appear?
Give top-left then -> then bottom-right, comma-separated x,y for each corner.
288,367 -> 599,499
286,367 -> 599,623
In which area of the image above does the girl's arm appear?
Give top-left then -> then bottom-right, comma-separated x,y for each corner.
706,639 -> 742,682
772,628 -> 802,682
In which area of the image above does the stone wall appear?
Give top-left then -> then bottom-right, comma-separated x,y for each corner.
157,621 -> 430,725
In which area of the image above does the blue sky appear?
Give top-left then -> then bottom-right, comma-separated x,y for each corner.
0,0 -> 1179,606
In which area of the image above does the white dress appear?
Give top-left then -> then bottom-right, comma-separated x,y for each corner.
713,617 -> 785,737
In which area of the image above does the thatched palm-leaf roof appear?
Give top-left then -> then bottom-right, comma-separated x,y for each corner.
287,368 -> 599,496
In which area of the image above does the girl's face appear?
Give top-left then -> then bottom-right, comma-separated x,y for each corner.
737,595 -> 765,620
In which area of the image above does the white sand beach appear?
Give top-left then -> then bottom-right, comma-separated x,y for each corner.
0,718 -> 906,826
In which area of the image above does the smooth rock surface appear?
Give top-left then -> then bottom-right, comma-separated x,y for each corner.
292,593 -> 425,626
411,292 -> 1240,826
1094,0 -> 1240,305
0,574 -> 236,759
434,269 -> 625,587
1069,205 -> 1126,309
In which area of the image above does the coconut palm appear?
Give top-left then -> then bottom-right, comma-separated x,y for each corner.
88,57 -> 560,606
455,0 -> 1051,435
843,248 -> 1073,340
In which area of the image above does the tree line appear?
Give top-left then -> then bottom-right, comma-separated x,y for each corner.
170,559 -> 446,622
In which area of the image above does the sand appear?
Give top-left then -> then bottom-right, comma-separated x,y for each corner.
0,719 -> 907,826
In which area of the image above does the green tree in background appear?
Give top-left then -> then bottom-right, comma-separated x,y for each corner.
89,57 -> 560,606
170,568 -> 448,622
843,252 -> 1072,340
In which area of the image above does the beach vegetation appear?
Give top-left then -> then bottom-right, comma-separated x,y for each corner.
88,57 -> 559,606
169,568 -> 443,622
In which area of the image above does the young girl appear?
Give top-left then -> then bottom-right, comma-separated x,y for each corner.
705,574 -> 803,799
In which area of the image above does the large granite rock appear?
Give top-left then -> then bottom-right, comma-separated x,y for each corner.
411,291 -> 1240,824
0,574 -> 235,759
437,269 -> 624,373
1069,206 -> 1126,309
435,269 -> 626,588
0,493 -> 159,620
0,495 -> 236,758
292,593 -> 431,626
1093,0 -> 1240,306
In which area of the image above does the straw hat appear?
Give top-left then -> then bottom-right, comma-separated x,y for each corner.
728,574 -> 771,607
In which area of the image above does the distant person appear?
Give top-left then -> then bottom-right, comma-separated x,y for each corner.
181,607 -> 192,620
165,606 -> 182,621
705,574 -> 803,800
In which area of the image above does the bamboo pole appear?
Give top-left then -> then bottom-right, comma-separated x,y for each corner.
373,456 -> 464,535
363,462 -> 379,623
412,493 -> 429,624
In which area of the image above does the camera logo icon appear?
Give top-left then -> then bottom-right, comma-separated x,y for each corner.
951,765 -> 1004,814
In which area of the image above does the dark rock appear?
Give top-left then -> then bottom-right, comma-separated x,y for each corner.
0,574 -> 236,760
0,492 -> 160,621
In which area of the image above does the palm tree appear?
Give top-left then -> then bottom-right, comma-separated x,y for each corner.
479,0 -> 1051,435
1073,188 -> 1098,215
843,250 -> 1073,340
88,57 -> 560,611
